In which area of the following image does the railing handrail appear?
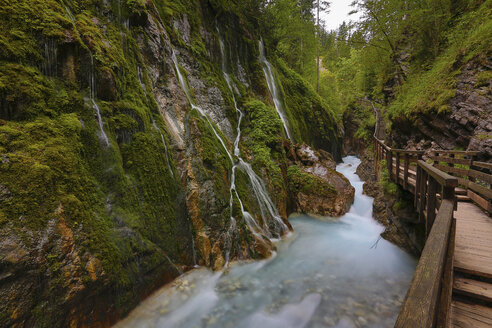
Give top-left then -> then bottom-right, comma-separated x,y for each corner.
372,134 -> 457,328
418,160 -> 458,188
394,199 -> 455,328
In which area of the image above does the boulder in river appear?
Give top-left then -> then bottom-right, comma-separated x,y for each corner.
288,143 -> 355,217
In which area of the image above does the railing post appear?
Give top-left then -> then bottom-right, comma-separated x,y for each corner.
415,165 -> 421,208
396,152 -> 401,185
387,149 -> 393,181
404,153 -> 409,190
420,171 -> 428,225
426,177 -> 437,237
443,185 -> 456,211
469,153 -> 476,183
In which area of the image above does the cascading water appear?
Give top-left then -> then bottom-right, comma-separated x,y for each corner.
89,54 -> 111,147
114,156 -> 417,328
152,121 -> 174,178
218,34 -> 288,237
42,39 -> 58,77
170,48 -> 287,262
64,5 -> 75,22
258,39 -> 292,141
137,66 -> 146,91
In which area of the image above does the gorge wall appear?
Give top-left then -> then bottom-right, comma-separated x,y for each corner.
0,1 -> 352,327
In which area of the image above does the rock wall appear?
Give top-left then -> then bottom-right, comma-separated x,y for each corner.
389,57 -> 492,161
0,1 -> 347,326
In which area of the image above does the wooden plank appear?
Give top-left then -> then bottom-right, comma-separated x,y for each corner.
454,260 -> 492,279
395,199 -> 455,328
451,301 -> 492,328
434,150 -> 481,155
436,164 -> 469,177
454,277 -> 492,303
437,217 -> 455,327
393,149 -> 426,154
468,169 -> 492,185
454,202 -> 492,279
430,156 -> 472,166
458,179 -> 492,200
467,190 -> 492,214
473,161 -> 492,171
420,161 -> 458,187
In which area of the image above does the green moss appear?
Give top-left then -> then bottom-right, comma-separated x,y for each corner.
476,70 -> 492,87
0,0 -> 72,61
274,58 -> 341,156
242,99 -> 284,186
287,165 -> 337,197
477,132 -> 492,140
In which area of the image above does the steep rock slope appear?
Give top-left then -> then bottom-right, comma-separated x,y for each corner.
0,0 -> 347,326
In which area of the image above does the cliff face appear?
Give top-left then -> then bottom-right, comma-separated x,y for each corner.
0,1 -> 346,326
390,57 -> 492,160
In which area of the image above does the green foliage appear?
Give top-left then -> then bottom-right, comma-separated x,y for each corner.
379,160 -> 399,196
261,0 -> 317,78
387,1 -> 491,119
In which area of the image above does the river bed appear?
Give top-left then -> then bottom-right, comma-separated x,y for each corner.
114,156 -> 417,328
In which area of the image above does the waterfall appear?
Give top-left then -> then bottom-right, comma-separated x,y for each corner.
42,39 -> 58,77
191,236 -> 198,268
64,5 -> 75,22
171,47 -> 288,263
89,54 -> 111,147
258,39 -> 292,141
152,121 -> 174,178
137,66 -> 146,91
218,33 -> 288,236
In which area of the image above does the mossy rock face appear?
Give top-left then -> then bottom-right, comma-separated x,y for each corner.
274,58 -> 343,160
0,0 -> 344,326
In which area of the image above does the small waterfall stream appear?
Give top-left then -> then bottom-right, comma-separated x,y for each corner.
89,54 -> 111,147
217,32 -> 288,240
114,156 -> 417,328
170,48 -> 287,263
258,39 -> 292,141
152,121 -> 174,178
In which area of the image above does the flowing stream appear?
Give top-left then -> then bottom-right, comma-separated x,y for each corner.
114,156 -> 416,328
170,49 -> 288,263
258,39 -> 292,141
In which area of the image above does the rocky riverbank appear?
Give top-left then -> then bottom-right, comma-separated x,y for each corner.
356,149 -> 424,256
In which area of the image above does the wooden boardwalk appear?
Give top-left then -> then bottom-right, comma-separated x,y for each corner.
451,202 -> 492,328
398,164 -> 492,327
373,137 -> 492,327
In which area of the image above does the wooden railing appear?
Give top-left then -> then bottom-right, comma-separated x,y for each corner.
373,136 -> 458,327
430,150 -> 492,214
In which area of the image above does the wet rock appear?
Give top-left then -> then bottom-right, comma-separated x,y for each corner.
290,144 -> 355,217
97,67 -> 118,101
